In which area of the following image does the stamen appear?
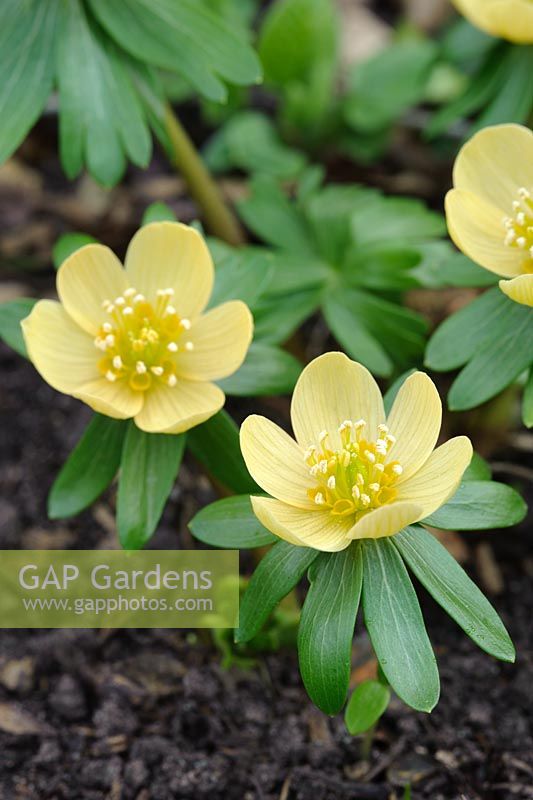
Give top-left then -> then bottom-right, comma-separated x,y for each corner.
112,356 -> 123,370
503,186 -> 533,267
136,361 -> 147,374
168,374 -> 177,387
105,371 -> 116,382
185,342 -> 194,351
167,342 -> 178,352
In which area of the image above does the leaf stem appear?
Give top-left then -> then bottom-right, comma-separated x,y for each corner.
164,104 -> 245,246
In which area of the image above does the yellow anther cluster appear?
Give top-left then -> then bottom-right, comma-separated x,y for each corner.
503,187 -> 533,265
305,420 -> 403,519
94,287 -> 193,392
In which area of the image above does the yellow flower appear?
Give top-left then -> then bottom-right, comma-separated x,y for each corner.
22,222 -> 253,434
451,0 -> 533,43
445,124 -> 533,308
240,352 -> 472,552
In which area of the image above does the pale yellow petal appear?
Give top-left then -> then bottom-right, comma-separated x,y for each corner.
386,372 -> 442,482
398,436 -> 473,518
499,275 -> 533,307
347,501 -> 423,541
290,352 -> 385,449
124,222 -> 214,317
445,189 -> 523,277
452,124 -> 533,209
240,415 -> 317,510
134,379 -> 224,434
75,379 -> 144,420
21,300 -> 100,393
57,244 -> 128,336
251,496 -> 352,552
176,301 -> 253,381
485,1 -> 533,44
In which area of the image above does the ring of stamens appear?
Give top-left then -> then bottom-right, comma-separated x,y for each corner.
305,420 -> 403,519
502,187 -> 533,270
93,287 -> 194,391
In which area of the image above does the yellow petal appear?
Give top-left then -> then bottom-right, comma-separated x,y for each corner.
176,301 -> 253,381
499,275 -> 533,307
124,222 -> 214,317
452,124 -> 533,210
21,300 -> 100,393
134,379 -> 223,434
290,352 -> 385,449
251,496 -> 352,552
57,244 -> 128,335
347,501 -> 423,541
386,372 -> 442,482
75,378 -> 144,420
240,415 -> 316,509
398,436 -> 473,518
445,189 -> 523,277
452,0 -> 533,43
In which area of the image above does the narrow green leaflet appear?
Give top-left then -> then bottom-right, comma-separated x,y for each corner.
344,679 -> 391,736
422,480 -> 526,531
57,0 -> 152,186
218,343 -> 302,396
117,426 -> 186,549
394,526 -> 515,663
298,543 -> 363,715
0,299 -> 36,358
474,45 -> 533,131
189,495 -> 277,549
237,541 -> 318,643
238,177 -> 314,254
209,248 -> 273,310
0,0 -> 59,163
88,0 -> 261,103
48,416 -> 127,519
523,367 -> 533,429
187,410 -> 259,495
252,289 -> 322,345
362,538 -> 440,713
52,233 -> 98,269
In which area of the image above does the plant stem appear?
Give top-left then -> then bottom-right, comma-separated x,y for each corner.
164,104 -> 245,246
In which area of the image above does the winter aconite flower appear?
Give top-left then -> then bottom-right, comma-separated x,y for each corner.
445,124 -> 533,308
240,353 -> 472,551
451,0 -> 533,43
22,223 -> 253,433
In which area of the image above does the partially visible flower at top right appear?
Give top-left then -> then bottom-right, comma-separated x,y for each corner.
445,124 -> 533,308
451,0 -> 533,44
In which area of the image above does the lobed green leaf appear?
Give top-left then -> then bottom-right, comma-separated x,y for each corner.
190,495 -> 277,550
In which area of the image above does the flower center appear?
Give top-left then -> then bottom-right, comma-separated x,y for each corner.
93,288 -> 194,392
305,420 -> 403,519
503,187 -> 533,271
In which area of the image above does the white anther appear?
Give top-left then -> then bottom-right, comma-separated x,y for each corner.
180,318 -> 191,330
517,212 -> 526,226
392,464 -> 403,476
167,342 -> 178,352
360,494 -> 371,507
385,434 -> 396,445
105,334 -> 115,347
505,230 -> 516,245
364,450 -> 376,463
105,371 -> 116,382
517,237 -> 527,248
304,445 -> 317,459
374,463 -> 385,473
102,299 -> 111,309
369,483 -> 380,492
164,288 -> 175,296
318,430 -> 328,443
338,420 -> 353,432
353,419 -> 366,430
327,476 -> 336,490
115,296 -> 126,306
314,493 -> 325,506
185,341 -> 194,351
513,200 -> 521,210
309,465 -> 319,477
133,294 -> 145,304
168,374 -> 177,387
124,288 -> 136,297
518,187 -> 530,199
319,460 -> 328,474
356,473 -> 365,486
377,424 -> 389,435
352,486 -> 360,500
151,366 -> 164,376
165,305 -> 177,316
112,356 -> 123,370
122,307 -> 134,316
94,338 -> 108,352
102,322 -> 113,333
136,361 -> 147,374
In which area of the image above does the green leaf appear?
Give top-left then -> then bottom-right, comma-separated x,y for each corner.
237,541 -> 318,642
117,426 -> 186,549
209,247 -> 273,310
422,480 -> 526,531
89,0 -> 262,103
238,176 -> 314,254
52,233 -> 99,269
218,342 -> 302,396
362,538 -> 440,713
463,452 -> 491,482
258,0 -> 338,87
415,250 -> 498,289
48,415 -> 127,519
57,0 -> 151,186
204,111 -> 306,179
190,495 -> 276,549
187,410 -> 259,494
394,526 -> 515,663
142,201 -> 177,225
523,367 -> 533,429
0,0 -> 59,164
344,679 -> 391,736
350,196 -> 445,246
298,543 -> 363,715
253,288 -> 321,344
345,38 -> 437,133
473,45 -> 533,130
0,299 -> 36,358
304,184 -> 375,264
